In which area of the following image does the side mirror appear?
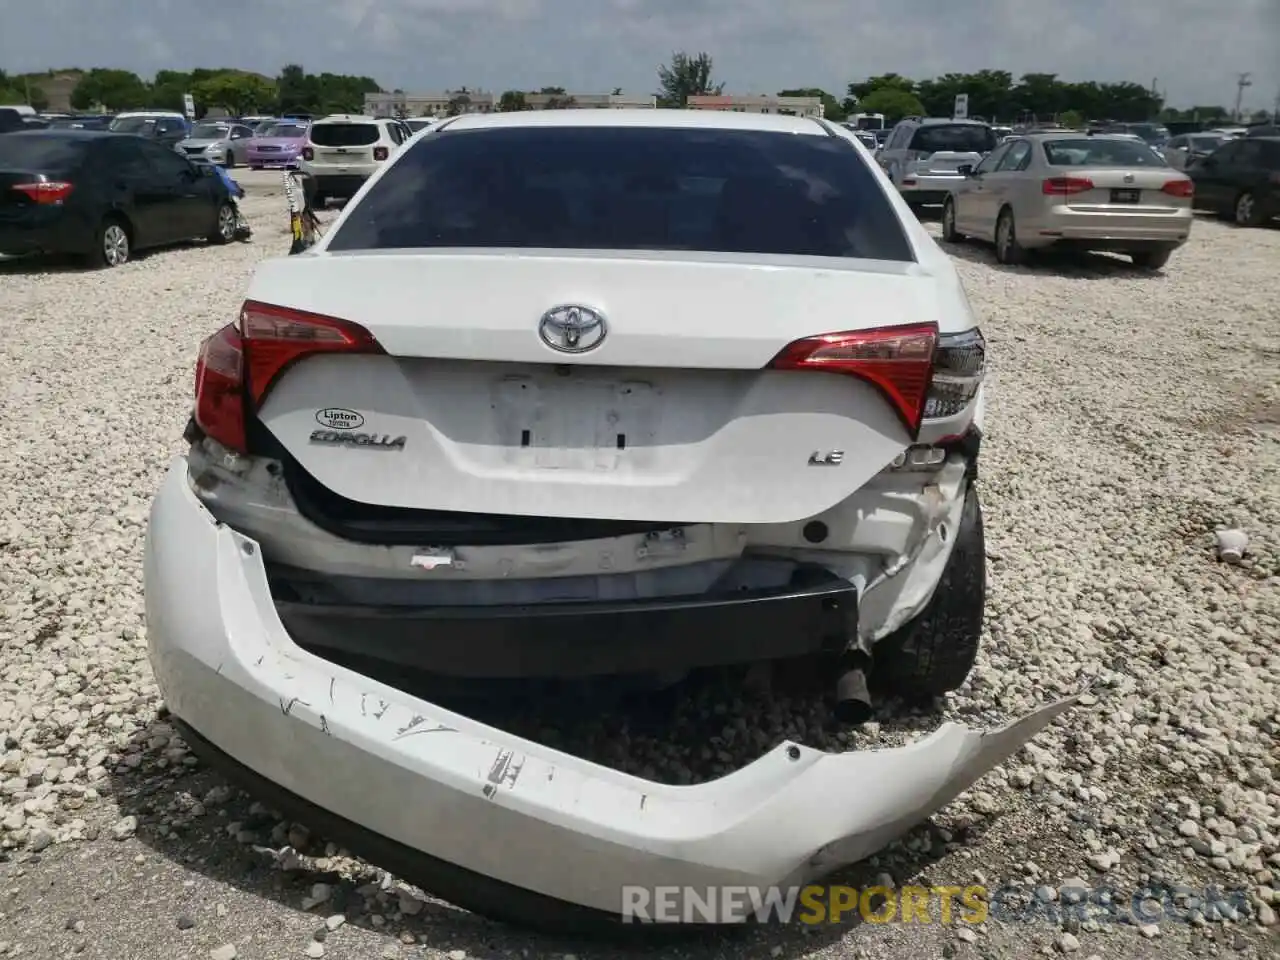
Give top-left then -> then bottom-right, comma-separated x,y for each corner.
957,164 -> 975,177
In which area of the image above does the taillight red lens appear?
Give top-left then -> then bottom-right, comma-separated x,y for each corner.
1161,178 -> 1194,198
12,181 -> 74,205
194,323 -> 247,453
767,324 -> 939,436
302,147 -> 314,161
239,300 -> 384,406
1042,177 -> 1094,195
373,146 -> 389,161
191,303 -> 384,454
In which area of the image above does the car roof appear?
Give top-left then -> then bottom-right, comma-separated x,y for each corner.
1,129 -> 123,140
912,117 -> 990,126
440,108 -> 828,136
115,111 -> 184,118
315,114 -> 385,124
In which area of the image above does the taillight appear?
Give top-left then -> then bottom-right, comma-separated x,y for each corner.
12,181 -> 74,205
301,147 -> 314,161
1161,178 -> 1194,198
240,301 -> 384,406
925,328 -> 985,419
1042,176 -> 1094,195
191,302 -> 384,454
767,324 -> 939,436
373,146 -> 389,161
194,324 -> 247,453
767,325 -> 985,437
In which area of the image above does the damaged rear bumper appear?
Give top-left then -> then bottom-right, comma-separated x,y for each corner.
145,456 -> 1076,927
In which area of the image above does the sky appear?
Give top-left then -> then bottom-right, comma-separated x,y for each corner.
2,0 -> 1278,112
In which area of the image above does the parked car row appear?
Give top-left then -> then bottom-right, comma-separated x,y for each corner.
856,113 -> 1277,271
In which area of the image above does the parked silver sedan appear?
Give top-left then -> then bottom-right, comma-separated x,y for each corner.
1163,133 -> 1231,170
940,133 -> 1194,269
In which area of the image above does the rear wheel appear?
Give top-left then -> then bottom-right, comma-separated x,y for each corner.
1130,247 -> 1172,270
940,197 -> 963,242
88,216 -> 130,269
994,208 -> 1026,265
873,486 -> 985,698
1234,191 -> 1264,227
209,202 -> 237,244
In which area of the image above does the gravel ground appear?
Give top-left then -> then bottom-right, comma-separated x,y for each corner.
0,174 -> 1277,959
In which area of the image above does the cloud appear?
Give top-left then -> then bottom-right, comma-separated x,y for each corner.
4,0 -> 1276,111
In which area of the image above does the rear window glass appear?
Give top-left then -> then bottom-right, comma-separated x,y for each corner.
310,123 -> 380,146
1043,138 -> 1167,167
908,124 -> 997,154
0,135 -> 89,171
328,126 -> 915,262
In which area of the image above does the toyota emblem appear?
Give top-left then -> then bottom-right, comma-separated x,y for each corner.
538,304 -> 607,354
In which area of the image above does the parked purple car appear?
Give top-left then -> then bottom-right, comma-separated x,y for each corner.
246,121 -> 311,170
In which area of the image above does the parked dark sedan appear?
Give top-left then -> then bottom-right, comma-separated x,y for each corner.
1189,135 -> 1280,226
0,130 -> 240,267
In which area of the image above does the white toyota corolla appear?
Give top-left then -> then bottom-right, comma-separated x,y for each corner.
145,108 -> 1074,930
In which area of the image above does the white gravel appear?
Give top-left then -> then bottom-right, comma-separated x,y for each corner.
0,181 -> 1277,959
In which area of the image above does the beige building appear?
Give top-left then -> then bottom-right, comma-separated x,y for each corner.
522,92 -> 657,110
687,94 -> 824,118
365,90 -> 657,116
363,90 -> 495,118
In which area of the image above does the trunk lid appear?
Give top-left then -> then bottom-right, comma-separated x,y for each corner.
1058,166 -> 1188,212
247,252 -> 942,525
910,150 -> 983,175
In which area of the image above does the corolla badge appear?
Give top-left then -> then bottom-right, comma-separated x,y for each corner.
538,304 -> 607,354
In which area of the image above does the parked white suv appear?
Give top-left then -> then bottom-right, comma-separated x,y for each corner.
145,109 -> 1073,930
878,117 -> 999,211
299,114 -> 410,207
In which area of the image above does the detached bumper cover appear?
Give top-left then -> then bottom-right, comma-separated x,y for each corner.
145,457 -> 1077,923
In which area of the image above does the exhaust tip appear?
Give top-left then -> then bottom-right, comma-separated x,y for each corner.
834,665 -> 874,725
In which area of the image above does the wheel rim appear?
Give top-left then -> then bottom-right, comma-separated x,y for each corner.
103,224 -> 128,266
1236,194 -> 1254,223
218,206 -> 236,240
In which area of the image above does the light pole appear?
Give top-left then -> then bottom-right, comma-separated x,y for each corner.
1233,72 -> 1252,122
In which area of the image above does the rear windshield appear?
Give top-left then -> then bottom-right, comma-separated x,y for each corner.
1043,138 -> 1167,167
1189,136 -> 1227,152
310,123 -> 380,146
0,135 -> 89,171
328,125 -> 915,262
908,124 -> 997,154
261,123 -> 307,138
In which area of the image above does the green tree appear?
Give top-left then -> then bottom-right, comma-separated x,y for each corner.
149,69 -> 192,112
446,93 -> 471,116
855,87 -> 925,123
70,68 -> 148,111
545,95 -> 578,110
193,72 -> 277,115
1058,109 -> 1084,129
539,86 -> 566,95
656,51 -> 722,107
497,90 -> 527,111
778,88 -> 845,121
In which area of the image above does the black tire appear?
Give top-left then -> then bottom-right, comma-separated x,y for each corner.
1233,191 -> 1265,227
87,215 -> 131,269
873,485 -> 985,698
994,208 -> 1026,265
1131,248 -> 1172,270
940,197 -> 963,243
208,202 -> 237,245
